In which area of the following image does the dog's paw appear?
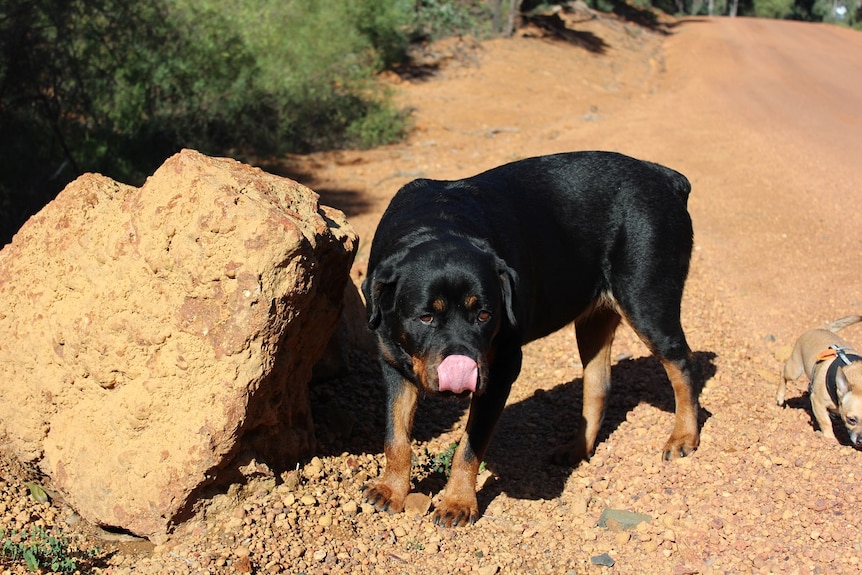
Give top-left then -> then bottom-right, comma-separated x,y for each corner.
432,496 -> 479,528
662,434 -> 699,461
362,483 -> 405,514
549,442 -> 590,467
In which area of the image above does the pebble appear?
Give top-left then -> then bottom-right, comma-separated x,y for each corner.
404,492 -> 432,515
591,553 -> 616,567
342,500 -> 359,515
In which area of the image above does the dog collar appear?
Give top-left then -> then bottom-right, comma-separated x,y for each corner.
815,345 -> 862,407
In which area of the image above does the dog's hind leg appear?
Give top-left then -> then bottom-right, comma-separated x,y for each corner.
554,306 -> 621,465
657,352 -> 700,459
777,349 -> 805,406
626,314 -> 700,460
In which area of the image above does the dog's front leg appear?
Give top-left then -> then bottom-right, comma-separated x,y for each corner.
364,363 -> 418,514
810,397 -> 836,440
434,350 -> 519,527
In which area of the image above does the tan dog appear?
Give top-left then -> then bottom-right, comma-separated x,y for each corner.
777,315 -> 862,446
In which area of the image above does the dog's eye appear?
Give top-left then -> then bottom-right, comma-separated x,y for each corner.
849,416 -> 859,426
419,314 -> 434,325
477,310 -> 491,323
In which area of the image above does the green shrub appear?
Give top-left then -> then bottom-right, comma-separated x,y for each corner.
0,526 -> 100,573
0,0 -> 416,243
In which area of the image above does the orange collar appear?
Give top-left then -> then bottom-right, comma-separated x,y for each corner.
816,348 -> 839,363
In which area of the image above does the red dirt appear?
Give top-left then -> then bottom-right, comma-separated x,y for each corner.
287,15 -> 862,574
3,13 -> 862,575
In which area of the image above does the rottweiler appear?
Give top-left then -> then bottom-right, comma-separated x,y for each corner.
362,151 -> 699,527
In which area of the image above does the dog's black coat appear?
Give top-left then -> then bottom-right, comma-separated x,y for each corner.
363,151 -> 697,526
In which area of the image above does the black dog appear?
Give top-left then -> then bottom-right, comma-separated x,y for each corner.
362,151 -> 699,527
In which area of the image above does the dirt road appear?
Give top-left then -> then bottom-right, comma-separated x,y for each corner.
3,14 -> 862,575
292,16 -> 862,575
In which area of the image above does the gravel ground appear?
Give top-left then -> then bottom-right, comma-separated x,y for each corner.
3,13 -> 862,575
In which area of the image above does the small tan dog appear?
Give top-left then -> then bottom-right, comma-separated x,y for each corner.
777,315 -> 862,446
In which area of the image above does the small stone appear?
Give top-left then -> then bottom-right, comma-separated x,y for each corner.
404,493 -> 432,516
313,549 -> 327,562
318,514 -> 332,527
301,495 -> 317,506
591,553 -> 615,567
478,565 -> 500,575
342,500 -> 359,516
572,496 -> 589,515
597,508 -> 652,531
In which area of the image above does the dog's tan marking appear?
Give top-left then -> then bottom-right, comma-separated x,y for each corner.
433,298 -> 446,313
411,354 -> 430,390
661,357 -> 700,458
464,294 -> 478,309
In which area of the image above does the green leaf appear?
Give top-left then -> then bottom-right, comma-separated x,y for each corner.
23,548 -> 39,571
25,482 -> 50,504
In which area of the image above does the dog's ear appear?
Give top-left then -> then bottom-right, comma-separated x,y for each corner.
836,367 -> 850,397
496,258 -> 519,328
362,257 -> 401,330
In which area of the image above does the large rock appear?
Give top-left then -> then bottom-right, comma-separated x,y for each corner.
0,149 -> 357,538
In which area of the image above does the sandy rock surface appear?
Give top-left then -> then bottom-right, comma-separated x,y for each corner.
2,12 -> 862,575
0,150 -> 356,539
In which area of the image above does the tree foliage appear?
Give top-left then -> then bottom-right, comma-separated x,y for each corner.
0,0 -> 414,243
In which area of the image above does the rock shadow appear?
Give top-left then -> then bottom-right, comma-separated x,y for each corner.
310,351 -> 469,458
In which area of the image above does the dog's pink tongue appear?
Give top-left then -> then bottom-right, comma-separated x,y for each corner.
437,355 -> 478,394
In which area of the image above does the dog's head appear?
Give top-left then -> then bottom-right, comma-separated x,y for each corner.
363,237 -> 518,397
836,361 -> 862,446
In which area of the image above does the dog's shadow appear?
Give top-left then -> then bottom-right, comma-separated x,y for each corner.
311,350 -> 717,508
478,351 -> 717,505
780,393 -> 859,448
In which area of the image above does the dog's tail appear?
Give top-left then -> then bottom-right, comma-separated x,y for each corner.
825,315 -> 862,333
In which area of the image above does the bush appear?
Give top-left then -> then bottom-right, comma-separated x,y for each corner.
0,0 -> 415,243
